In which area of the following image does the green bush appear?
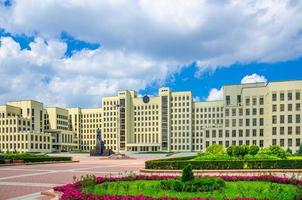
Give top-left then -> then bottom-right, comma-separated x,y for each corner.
146,157 -> 302,170
260,146 -> 287,159
226,146 -> 236,156
244,154 -> 280,160
181,164 -> 194,182
193,177 -> 225,192
287,148 -> 293,154
194,154 -> 238,161
146,159 -> 245,170
159,177 -> 225,192
205,144 -> 225,154
232,145 -> 249,158
3,153 -> 71,163
249,145 -> 260,155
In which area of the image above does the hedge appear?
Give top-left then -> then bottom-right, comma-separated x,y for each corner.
145,157 -> 302,170
20,156 -> 72,163
2,153 -> 72,163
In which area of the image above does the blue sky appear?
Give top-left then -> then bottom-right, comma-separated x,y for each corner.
0,1 -> 302,107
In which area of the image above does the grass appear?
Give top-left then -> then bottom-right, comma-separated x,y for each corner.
85,180 -> 299,200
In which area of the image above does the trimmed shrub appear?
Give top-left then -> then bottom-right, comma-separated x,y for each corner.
205,144 -> 225,155
159,177 -> 225,192
194,154 -> 237,161
145,157 -> 302,170
181,164 -> 194,182
260,146 -> 287,159
249,145 -> 260,156
226,146 -> 235,157
193,177 -> 225,192
244,154 -> 280,160
145,160 -> 245,170
232,145 -> 249,158
3,153 -> 71,163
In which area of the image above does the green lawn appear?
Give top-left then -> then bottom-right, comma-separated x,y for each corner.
85,180 -> 299,200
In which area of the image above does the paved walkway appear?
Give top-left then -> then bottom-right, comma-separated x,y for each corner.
0,154 -> 147,200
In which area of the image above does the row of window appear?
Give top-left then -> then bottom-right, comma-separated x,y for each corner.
272,126 -> 301,135
272,103 -> 300,112
272,91 -> 300,101
272,115 -> 301,124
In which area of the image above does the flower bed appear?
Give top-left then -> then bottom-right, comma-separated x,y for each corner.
54,175 -> 302,200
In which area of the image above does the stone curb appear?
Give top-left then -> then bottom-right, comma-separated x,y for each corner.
41,189 -> 62,200
0,160 -> 79,167
140,168 -> 302,174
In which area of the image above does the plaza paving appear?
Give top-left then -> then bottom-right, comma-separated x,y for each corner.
0,153 -> 157,200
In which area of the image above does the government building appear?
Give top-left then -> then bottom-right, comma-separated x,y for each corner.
0,80 -> 301,153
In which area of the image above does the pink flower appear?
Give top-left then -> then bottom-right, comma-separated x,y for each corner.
54,175 -> 301,200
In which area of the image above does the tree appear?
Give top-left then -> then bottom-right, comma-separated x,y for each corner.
181,164 -> 194,182
232,145 -> 249,159
268,145 -> 286,159
205,144 -> 225,155
299,145 -> 302,155
226,146 -> 235,156
286,148 -> 292,155
249,145 -> 260,155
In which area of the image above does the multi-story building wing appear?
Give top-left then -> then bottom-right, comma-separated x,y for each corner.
0,80 -> 301,153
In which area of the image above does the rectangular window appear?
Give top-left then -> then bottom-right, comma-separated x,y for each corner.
280,115 -> 285,123
296,92 -> 300,100
296,138 -> 301,147
252,98 -> 257,106
246,98 -> 250,106
280,139 -> 285,146
297,126 -> 301,135
259,97 -> 264,105
296,115 -> 301,123
237,95 -> 241,104
288,115 -> 292,123
226,96 -> 230,105
288,92 -> 292,101
272,127 -> 277,135
272,93 -> 277,101
272,115 -> 277,124
272,104 -> 277,112
280,93 -> 285,101
272,139 -> 277,145
288,138 -> 292,147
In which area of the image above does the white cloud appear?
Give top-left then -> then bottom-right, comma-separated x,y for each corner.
241,73 -> 267,84
1,0 -> 302,66
0,36 -> 177,107
207,88 -> 223,101
1,0 -> 302,106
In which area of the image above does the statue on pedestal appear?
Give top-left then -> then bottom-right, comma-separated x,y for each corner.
90,128 -> 113,156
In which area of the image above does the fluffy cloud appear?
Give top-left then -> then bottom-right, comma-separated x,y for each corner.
241,73 -> 267,84
206,73 -> 268,101
206,88 -> 223,101
1,0 -> 302,66
0,36 -> 177,107
1,0 -> 302,106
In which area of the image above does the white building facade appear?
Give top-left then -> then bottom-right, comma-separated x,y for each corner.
0,80 -> 301,153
